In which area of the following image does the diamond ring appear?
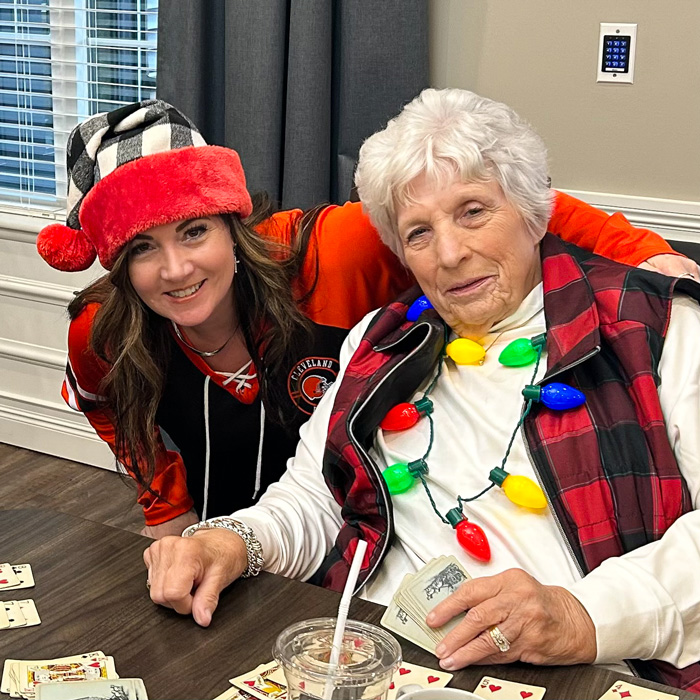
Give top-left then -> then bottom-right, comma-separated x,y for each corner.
488,625 -> 511,653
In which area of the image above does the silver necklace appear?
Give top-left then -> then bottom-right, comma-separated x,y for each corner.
171,320 -> 239,357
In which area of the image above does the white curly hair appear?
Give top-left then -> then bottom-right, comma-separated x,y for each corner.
355,88 -> 553,260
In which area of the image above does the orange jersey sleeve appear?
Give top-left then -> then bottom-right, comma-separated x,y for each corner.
64,304 -> 194,526
259,202 -> 413,329
549,191 -> 678,266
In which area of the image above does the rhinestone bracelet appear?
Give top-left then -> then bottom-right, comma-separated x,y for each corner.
182,516 -> 264,578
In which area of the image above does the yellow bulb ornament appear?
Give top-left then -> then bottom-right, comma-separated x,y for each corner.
445,338 -> 486,365
489,467 -> 547,509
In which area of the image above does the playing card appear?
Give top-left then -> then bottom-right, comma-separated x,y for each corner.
405,556 -> 470,620
395,561 -> 444,637
381,557 -> 476,655
598,679 -> 678,700
6,660 -> 20,698
1,659 -> 18,693
3,565 -> 35,591
395,559 -> 452,626
0,563 -> 21,589
387,661 -> 452,699
35,678 -> 148,700
473,676 -> 546,700
4,600 -> 27,628
230,662 -> 286,700
21,659 -> 106,698
381,575 -> 437,653
17,600 -> 41,627
18,654 -> 118,698
2,654 -> 110,697
9,659 -> 27,698
0,603 -> 10,630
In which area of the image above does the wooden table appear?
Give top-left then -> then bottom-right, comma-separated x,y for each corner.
0,509 -> 695,699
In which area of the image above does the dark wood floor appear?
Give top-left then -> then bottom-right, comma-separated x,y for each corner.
0,442 -> 144,534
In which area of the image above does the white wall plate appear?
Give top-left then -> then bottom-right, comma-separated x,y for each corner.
597,22 -> 637,84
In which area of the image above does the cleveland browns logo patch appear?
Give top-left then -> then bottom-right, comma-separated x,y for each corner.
288,356 -> 339,415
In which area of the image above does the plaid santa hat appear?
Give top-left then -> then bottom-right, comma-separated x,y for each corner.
37,100 -> 252,272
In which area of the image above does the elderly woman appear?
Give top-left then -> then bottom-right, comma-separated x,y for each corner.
144,89 -> 700,691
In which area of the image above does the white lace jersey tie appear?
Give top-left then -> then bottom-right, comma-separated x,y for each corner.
220,359 -> 256,392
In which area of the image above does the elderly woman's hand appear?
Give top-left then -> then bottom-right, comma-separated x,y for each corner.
143,528 -> 248,627
639,254 -> 700,280
426,568 -> 597,670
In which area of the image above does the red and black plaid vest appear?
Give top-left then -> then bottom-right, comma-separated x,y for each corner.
315,234 -> 700,691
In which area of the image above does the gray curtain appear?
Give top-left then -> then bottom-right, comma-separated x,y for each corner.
157,1 -> 428,210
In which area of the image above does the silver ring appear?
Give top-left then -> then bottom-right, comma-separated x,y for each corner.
678,272 -> 696,280
488,625 -> 511,653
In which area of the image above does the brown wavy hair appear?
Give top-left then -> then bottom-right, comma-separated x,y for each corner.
68,193 -> 323,494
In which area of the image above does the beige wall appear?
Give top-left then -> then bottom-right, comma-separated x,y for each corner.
429,0 -> 700,202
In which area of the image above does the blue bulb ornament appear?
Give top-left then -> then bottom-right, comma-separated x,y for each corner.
406,295 -> 434,322
522,382 -> 586,410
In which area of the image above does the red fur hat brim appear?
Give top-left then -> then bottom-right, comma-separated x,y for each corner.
79,145 -> 252,269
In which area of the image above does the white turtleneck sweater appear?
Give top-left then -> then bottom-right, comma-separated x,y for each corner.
234,284 -> 700,672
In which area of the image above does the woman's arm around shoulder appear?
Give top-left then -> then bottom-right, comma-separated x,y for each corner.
548,191 -> 692,272
297,202 -> 413,329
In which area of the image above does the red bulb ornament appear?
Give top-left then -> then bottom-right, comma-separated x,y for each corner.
446,508 -> 491,562
380,397 -> 433,432
381,403 -> 419,431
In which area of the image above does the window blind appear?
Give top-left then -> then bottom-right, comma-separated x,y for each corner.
0,0 -> 157,216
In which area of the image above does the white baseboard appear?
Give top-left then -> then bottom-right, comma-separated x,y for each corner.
0,274 -> 75,307
0,391 -> 116,471
0,338 -> 66,370
0,211 -> 113,468
562,189 -> 700,244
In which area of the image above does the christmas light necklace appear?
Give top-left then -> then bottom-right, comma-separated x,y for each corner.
381,295 -> 586,563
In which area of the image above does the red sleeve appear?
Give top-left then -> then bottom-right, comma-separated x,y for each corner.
284,202 -> 413,329
548,191 -> 679,266
64,304 -> 194,526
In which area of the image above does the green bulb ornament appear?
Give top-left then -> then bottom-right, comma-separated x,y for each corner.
382,459 -> 428,495
383,463 -> 414,494
498,333 -> 546,367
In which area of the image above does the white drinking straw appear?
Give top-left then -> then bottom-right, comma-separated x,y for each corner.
323,538 -> 368,699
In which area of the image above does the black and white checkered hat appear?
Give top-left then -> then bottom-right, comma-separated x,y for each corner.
37,99 -> 252,272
